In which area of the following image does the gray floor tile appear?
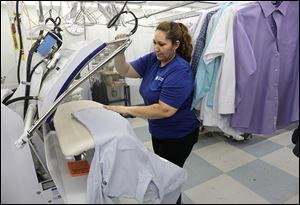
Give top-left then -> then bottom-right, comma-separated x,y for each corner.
182,193 -> 194,204
133,126 -> 151,143
228,159 -> 299,204
283,123 -> 299,131
193,132 -> 223,150
242,140 -> 284,158
288,144 -> 296,150
129,119 -> 298,204
183,152 -> 223,190
257,123 -> 298,139
226,135 -> 266,149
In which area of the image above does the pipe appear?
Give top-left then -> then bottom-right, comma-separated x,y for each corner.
126,1 -> 220,23
126,1 -> 197,23
156,2 -> 220,22
23,104 -> 36,132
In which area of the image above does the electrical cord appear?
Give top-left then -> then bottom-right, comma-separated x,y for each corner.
16,1 -> 24,84
109,11 -> 138,36
23,35 -> 44,118
29,59 -> 45,81
107,1 -> 127,28
4,96 -> 38,106
107,2 -> 138,36
41,69 -> 51,83
44,16 -> 63,48
2,92 -> 14,105
2,88 -> 17,105
125,11 -> 138,36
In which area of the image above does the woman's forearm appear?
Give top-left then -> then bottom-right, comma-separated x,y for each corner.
114,52 -> 130,76
104,102 -> 177,120
127,104 -> 172,119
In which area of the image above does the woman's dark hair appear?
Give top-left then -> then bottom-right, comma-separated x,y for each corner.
156,21 -> 193,62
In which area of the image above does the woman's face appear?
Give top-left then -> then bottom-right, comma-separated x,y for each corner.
153,30 -> 179,64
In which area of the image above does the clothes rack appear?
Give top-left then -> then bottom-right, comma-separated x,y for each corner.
157,3 -> 221,22
125,1 -> 218,23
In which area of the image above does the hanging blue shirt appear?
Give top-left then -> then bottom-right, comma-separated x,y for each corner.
130,52 -> 199,139
192,3 -> 232,109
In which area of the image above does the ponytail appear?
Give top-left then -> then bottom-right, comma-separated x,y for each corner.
177,23 -> 193,63
156,21 -> 193,62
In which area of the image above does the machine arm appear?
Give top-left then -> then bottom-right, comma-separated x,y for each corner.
15,38 -> 132,149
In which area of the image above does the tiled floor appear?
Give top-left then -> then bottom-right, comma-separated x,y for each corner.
128,118 -> 299,204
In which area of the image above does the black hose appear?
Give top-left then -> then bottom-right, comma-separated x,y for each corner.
24,50 -> 33,118
15,1 -> 42,117
16,1 -> 24,84
17,45 -> 22,84
44,16 -> 63,48
2,92 -> 15,105
127,11 -> 138,35
107,1 -> 127,29
29,59 -> 44,80
24,42 -> 41,118
107,9 -> 138,36
4,96 -> 37,106
41,68 -> 51,84
2,88 -> 17,104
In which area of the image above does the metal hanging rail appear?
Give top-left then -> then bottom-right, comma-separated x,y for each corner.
126,1 -> 197,23
157,2 -> 221,22
125,1 -> 219,23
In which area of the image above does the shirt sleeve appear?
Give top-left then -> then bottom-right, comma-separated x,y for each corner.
160,69 -> 194,109
233,12 -> 257,108
130,52 -> 155,78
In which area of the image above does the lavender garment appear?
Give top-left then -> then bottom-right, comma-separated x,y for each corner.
231,1 -> 299,134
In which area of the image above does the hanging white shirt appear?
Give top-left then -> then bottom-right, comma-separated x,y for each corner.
203,2 -> 255,114
199,8 -> 244,140
72,106 -> 187,204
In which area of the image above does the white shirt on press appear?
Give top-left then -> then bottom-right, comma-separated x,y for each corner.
72,106 -> 187,204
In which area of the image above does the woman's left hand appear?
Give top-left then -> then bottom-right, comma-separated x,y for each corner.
103,105 -> 128,115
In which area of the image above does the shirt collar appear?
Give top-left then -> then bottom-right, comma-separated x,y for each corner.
258,1 -> 289,17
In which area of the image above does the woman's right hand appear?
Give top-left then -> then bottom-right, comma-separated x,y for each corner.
115,34 -> 128,40
113,34 -> 128,51
113,33 -> 140,78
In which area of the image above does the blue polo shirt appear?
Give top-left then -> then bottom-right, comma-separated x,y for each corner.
130,52 -> 199,139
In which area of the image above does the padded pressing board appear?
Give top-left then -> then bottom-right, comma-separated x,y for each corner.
53,100 -> 103,157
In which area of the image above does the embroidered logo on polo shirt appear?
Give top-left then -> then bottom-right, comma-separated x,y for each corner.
155,76 -> 164,82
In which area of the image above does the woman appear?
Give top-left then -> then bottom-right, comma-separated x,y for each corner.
104,21 -> 199,204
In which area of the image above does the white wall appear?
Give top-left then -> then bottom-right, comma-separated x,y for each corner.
1,4 -> 18,85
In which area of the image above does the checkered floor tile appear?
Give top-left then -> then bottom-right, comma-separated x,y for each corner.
129,119 -> 299,204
